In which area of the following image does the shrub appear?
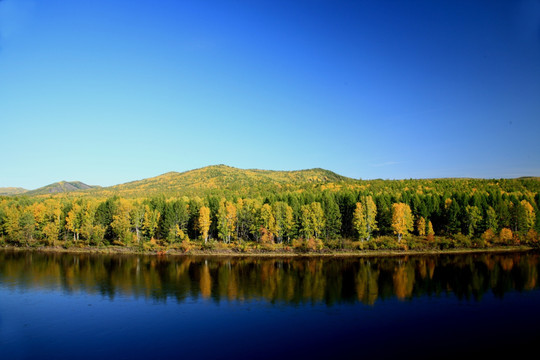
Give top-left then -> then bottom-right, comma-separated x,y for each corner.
481,229 -> 496,245
292,238 -> 304,249
499,228 -> 513,245
526,229 -> 539,245
201,240 -> 216,250
365,240 -> 378,250
325,238 -> 342,250
292,238 -> 323,252
305,238 -> 324,251
179,239 -> 196,253
452,233 -> 472,248
143,241 -> 161,252
374,236 -> 401,250
260,228 -> 275,245
438,237 -> 456,250
471,236 -> 486,248
341,239 -> 355,250
234,241 -> 250,253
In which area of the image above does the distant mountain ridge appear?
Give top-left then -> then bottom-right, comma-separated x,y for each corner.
0,187 -> 28,196
4,165 -> 538,199
24,181 -> 96,196
1,165 -> 350,198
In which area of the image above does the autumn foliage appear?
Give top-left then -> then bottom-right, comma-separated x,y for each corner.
0,171 -> 538,252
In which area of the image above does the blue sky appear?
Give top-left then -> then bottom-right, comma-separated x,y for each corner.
1,0 -> 539,189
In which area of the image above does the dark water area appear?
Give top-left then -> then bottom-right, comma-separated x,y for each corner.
1,250 -> 539,359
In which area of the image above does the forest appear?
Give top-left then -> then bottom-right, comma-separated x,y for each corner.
1,167 -> 539,253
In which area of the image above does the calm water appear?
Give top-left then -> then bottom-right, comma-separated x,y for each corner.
1,250 -> 539,359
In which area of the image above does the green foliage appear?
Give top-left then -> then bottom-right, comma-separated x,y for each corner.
0,166 -> 538,252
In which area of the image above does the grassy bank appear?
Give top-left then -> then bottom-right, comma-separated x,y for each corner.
0,242 -> 535,258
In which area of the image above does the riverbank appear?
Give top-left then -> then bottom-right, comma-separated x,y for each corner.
0,244 -> 534,258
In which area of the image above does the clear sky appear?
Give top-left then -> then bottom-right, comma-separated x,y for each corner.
1,0 -> 539,189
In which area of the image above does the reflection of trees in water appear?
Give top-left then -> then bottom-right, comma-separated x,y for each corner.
0,251 -> 539,306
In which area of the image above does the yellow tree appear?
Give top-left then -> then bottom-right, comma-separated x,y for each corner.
198,206 -> 211,243
111,198 -> 133,244
218,201 -> 237,243
260,203 -> 276,241
273,202 -> 294,243
143,205 -> 160,241
30,202 -> 47,240
301,202 -> 325,239
363,196 -> 378,241
311,202 -> 325,239
4,205 -> 21,244
392,203 -> 413,242
42,199 -> 62,245
521,200 -> 535,231
427,220 -> 435,241
499,228 -> 513,244
353,202 -> 367,241
66,202 -> 84,243
416,216 -> 426,236
80,199 -> 105,245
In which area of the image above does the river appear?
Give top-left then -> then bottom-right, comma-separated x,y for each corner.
1,250 -> 539,359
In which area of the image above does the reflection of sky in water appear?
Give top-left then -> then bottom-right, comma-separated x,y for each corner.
1,282 -> 540,359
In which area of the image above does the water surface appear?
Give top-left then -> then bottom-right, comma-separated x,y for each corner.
1,250 -> 539,359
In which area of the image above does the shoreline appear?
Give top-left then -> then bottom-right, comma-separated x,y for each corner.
0,244 -> 535,258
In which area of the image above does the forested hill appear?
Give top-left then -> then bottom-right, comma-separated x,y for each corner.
87,165 -> 351,198
4,165 -> 540,199
24,181 -> 96,196
1,165 -> 539,249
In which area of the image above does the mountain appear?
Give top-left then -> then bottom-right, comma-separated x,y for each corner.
24,181 -> 97,196
6,165 -> 539,199
0,187 -> 28,196
88,165 -> 353,198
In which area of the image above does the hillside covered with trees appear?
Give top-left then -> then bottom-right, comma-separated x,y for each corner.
1,165 -> 539,253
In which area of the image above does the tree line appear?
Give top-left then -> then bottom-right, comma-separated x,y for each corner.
0,183 -> 539,250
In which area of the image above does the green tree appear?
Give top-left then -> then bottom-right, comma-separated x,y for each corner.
484,206 -> 498,232
130,201 -> 146,245
322,193 -> 341,240
464,205 -> 482,237
20,209 -> 36,246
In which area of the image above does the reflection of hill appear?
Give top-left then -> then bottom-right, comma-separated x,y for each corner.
0,251 -> 538,305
